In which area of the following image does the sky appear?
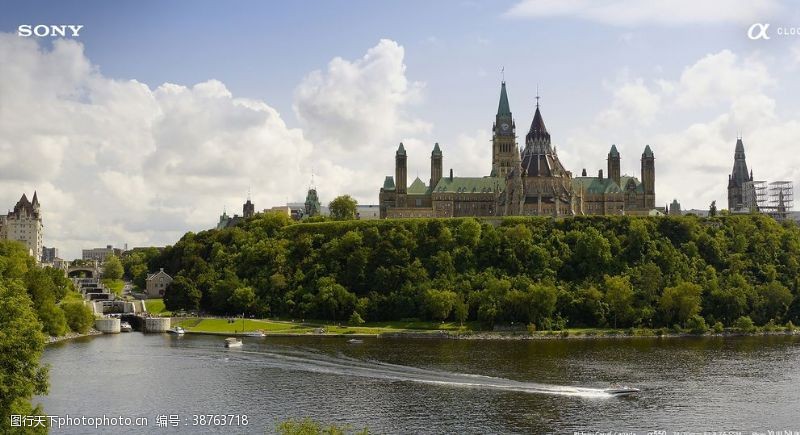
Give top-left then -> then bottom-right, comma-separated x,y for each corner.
2,0 -> 800,259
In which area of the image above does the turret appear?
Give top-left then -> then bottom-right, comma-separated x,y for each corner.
641,145 -> 655,208
395,142 -> 407,195
430,143 -> 443,189
607,145 -> 621,186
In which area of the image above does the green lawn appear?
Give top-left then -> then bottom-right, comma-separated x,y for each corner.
144,298 -> 171,316
173,317 -> 477,335
175,318 -> 312,334
102,279 -> 124,296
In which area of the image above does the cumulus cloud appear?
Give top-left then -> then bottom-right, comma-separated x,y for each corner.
293,39 -> 430,153
1,34 -> 425,258
505,0 -> 782,26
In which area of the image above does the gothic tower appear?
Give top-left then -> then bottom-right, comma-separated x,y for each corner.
395,142 -> 407,207
492,81 -> 517,177
727,137 -> 753,211
641,145 -> 656,209
430,143 -> 443,189
243,198 -> 255,218
607,144 -> 621,186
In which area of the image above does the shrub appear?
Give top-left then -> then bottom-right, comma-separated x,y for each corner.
686,315 -> 708,334
712,321 -> 724,333
787,320 -> 795,331
763,319 -> 779,332
61,301 -> 95,333
527,323 -> 537,335
348,311 -> 365,326
734,316 -> 756,333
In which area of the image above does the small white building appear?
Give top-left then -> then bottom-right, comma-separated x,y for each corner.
145,268 -> 173,298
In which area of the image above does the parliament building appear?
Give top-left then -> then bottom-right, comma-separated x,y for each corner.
379,82 -> 657,218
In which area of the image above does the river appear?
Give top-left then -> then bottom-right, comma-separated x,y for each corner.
36,333 -> 800,434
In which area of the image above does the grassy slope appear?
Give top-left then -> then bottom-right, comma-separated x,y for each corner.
101,279 -> 124,296
144,298 -> 171,316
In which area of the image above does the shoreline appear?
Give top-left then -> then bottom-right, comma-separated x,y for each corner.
47,329 -> 103,345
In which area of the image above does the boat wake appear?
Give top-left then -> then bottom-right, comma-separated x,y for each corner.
221,348 -> 613,399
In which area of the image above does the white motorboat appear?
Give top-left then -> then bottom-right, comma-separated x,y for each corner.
167,326 -> 186,335
347,338 -> 364,344
224,337 -> 243,348
120,322 -> 133,332
605,387 -> 640,396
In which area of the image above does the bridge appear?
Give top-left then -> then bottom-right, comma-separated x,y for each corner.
67,263 -> 102,278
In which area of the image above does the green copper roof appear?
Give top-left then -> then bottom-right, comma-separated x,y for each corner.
432,142 -> 442,156
497,82 -> 511,117
620,175 -> 644,193
642,144 -> 654,157
408,177 -> 428,194
383,176 -> 395,190
572,177 -> 623,194
396,142 -> 406,156
609,144 -> 620,157
433,176 -> 501,193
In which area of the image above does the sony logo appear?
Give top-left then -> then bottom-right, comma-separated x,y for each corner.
18,25 -> 84,37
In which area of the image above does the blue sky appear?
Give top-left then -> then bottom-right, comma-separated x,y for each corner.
2,0 -> 800,258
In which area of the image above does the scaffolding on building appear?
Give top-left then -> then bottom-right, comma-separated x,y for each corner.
765,181 -> 794,220
742,180 -> 768,211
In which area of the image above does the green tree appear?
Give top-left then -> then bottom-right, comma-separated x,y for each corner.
604,275 -> 634,328
348,310 -> 365,325
423,289 -> 457,321
314,277 -> 357,320
102,254 -> 124,280
37,300 -> 68,336
734,315 -> 756,333
228,286 -> 257,314
0,265 -> 49,434
61,301 -> 95,333
754,281 -> 792,324
659,282 -> 703,326
529,283 -> 558,328
329,195 -> 358,220
164,276 -> 202,312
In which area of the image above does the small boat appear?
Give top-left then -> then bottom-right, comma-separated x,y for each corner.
224,337 -> 243,348
167,326 -> 186,335
605,387 -> 640,396
120,322 -> 133,332
244,331 -> 266,337
347,338 -> 364,344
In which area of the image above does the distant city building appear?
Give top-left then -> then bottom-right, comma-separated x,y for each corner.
356,204 -> 381,220
145,268 -> 173,298
0,192 -> 43,262
268,206 -> 292,216
82,245 -> 124,262
668,199 -> 681,216
379,82 -> 657,218
42,246 -> 58,263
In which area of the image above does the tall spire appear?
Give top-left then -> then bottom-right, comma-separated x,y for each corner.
497,81 -> 511,117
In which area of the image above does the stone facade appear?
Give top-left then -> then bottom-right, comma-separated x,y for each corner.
146,268 -> 173,298
379,82 -> 658,218
1,192 -> 43,262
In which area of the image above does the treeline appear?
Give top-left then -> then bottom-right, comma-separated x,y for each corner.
0,240 -> 89,433
153,213 -> 800,330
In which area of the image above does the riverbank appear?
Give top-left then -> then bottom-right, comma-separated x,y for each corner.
47,329 -> 103,345
170,317 -> 799,341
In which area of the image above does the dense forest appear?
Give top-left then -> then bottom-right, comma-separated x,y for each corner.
136,213 -> 800,331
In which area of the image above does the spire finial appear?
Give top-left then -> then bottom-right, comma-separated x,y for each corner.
501,66 -> 505,83
247,186 -> 251,201
310,167 -> 316,189
535,84 -> 540,108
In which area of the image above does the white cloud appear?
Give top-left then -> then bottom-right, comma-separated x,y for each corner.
293,39 -> 430,153
1,35 -> 426,259
505,0 -> 782,26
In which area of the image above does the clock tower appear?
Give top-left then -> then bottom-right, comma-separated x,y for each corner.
492,81 -> 517,177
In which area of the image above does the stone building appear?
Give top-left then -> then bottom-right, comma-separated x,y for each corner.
1,192 -> 43,262
146,268 -> 173,298
378,82 -> 657,218
82,245 -> 125,262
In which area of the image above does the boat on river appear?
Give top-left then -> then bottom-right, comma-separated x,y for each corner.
604,386 -> 640,396
120,322 -> 132,332
347,338 -> 364,344
224,337 -> 243,348
167,326 -> 185,335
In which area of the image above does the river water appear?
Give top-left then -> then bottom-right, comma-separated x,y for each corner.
36,333 -> 800,434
